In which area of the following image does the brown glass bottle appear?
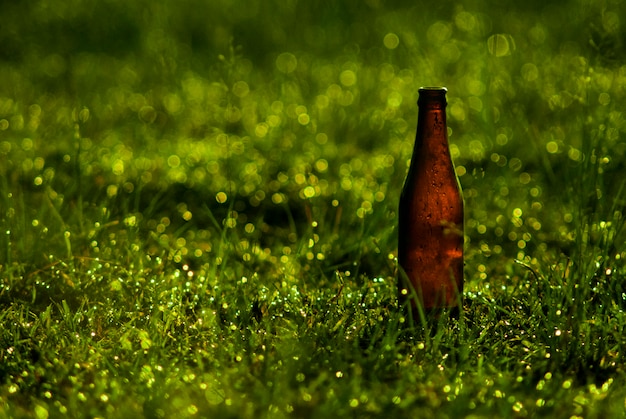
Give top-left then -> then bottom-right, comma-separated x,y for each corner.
398,87 -> 464,313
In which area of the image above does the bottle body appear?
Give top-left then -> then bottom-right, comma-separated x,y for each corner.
398,87 -> 464,311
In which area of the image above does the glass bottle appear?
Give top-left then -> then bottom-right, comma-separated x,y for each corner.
398,87 -> 464,313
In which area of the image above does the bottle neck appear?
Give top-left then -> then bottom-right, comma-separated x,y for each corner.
417,104 -> 447,139
417,87 -> 447,138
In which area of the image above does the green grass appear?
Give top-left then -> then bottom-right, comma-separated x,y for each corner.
2,0 -> 626,417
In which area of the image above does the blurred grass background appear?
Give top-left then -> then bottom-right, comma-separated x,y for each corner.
2,0 -> 624,273
2,0 -> 626,417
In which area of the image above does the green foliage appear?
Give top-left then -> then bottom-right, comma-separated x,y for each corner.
1,0 -> 626,417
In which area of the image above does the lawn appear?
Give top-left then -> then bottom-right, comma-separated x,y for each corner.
2,0 -> 626,417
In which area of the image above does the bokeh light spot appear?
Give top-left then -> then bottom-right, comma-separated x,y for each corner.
340,70 -> 357,87
276,52 -> 298,74
383,33 -> 400,49
488,34 -> 515,57
216,192 -> 228,203
546,142 -> 559,153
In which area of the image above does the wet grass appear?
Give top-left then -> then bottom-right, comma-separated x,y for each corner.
2,0 -> 626,417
